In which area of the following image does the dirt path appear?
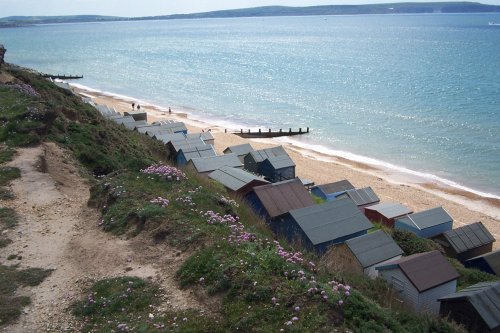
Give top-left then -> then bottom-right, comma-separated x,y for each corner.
1,143 -> 205,332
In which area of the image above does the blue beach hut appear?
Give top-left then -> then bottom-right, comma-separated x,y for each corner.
177,145 -> 217,167
259,154 -> 296,183
311,180 -> 355,201
394,207 -> 453,238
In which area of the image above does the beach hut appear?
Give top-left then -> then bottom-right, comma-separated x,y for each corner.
136,124 -> 162,134
208,166 -> 270,197
153,120 -> 188,134
244,146 -> 288,174
187,154 -> 243,177
439,281 -> 500,333
364,202 -> 413,228
153,132 -> 186,144
124,111 -> 147,122
245,178 -> 315,223
311,180 -> 355,201
336,187 -> 380,209
177,145 -> 217,167
394,207 -> 453,238
464,249 -> 500,276
111,116 -> 137,130
259,154 -> 296,183
186,132 -> 215,146
434,222 -> 495,262
96,104 -> 119,117
274,198 -> 373,254
376,251 -> 459,314
327,230 -> 403,278
224,143 -> 254,163
166,137 -> 206,157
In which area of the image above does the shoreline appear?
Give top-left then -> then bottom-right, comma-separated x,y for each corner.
71,84 -> 500,246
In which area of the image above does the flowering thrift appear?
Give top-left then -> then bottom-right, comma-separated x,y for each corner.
3,83 -> 40,97
141,164 -> 186,181
150,196 -> 170,207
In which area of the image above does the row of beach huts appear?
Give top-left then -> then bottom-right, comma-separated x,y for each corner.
93,102 -> 499,333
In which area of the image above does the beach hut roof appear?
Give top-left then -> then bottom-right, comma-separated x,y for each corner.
468,249 -> 500,275
341,187 -> 380,206
376,251 -> 459,292
224,143 -> 254,156
189,154 -> 242,173
170,137 -> 206,153
266,154 -> 296,169
209,166 -> 269,192
438,281 -> 500,330
186,132 -> 215,142
396,207 -> 452,230
252,178 -> 315,218
345,230 -> 403,268
442,222 -> 495,254
364,202 -> 413,219
137,124 -> 162,134
312,180 -> 355,195
153,133 -> 186,144
153,120 -> 188,133
179,145 -> 217,161
249,146 -> 288,163
289,198 -> 373,245
112,116 -> 136,125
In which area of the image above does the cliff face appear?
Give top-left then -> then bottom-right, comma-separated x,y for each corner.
0,44 -> 5,67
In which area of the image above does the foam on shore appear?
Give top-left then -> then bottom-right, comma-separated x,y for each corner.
70,82 -> 500,203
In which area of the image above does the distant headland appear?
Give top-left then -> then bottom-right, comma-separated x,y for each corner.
1,2 -> 499,28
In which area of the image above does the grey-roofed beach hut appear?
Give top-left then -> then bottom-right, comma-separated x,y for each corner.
259,154 -> 296,183
153,132 -> 186,144
245,178 -> 315,223
166,137 -> 206,157
394,207 -> 453,238
336,187 -> 380,209
136,124 -> 162,134
328,230 -> 403,278
311,180 -> 355,201
273,198 -> 373,254
434,222 -> 495,262
244,146 -> 288,174
111,116 -> 139,130
124,111 -> 147,122
364,202 -> 413,228
376,251 -> 459,314
465,249 -> 500,276
177,145 -> 217,167
153,120 -> 188,134
187,153 -> 242,177
208,166 -> 270,197
186,132 -> 215,146
439,281 -> 500,333
224,143 -> 255,163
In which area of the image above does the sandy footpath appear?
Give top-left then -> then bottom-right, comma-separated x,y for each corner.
74,87 -> 500,247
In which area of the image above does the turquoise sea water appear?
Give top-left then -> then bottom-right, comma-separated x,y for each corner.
1,14 -> 499,197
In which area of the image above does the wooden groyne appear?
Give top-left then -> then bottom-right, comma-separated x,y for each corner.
227,127 -> 310,138
42,74 -> 83,80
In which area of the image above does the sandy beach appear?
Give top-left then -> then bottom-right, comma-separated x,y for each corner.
73,86 -> 500,248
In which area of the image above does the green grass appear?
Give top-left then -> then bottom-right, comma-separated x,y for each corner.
391,229 -> 443,255
0,146 -> 15,164
0,167 -> 20,187
73,276 -> 222,333
448,258 -> 499,290
0,265 -> 53,326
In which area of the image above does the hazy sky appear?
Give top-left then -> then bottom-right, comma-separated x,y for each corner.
2,0 -> 499,17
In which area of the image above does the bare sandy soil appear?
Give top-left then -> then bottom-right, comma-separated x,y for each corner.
1,143 -> 206,332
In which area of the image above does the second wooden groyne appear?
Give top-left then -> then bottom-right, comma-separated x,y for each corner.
227,127 -> 310,138
42,74 -> 83,80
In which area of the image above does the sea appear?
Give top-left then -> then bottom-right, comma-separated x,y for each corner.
1,13 -> 499,198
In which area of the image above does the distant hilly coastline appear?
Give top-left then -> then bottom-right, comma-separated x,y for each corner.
1,2 -> 499,27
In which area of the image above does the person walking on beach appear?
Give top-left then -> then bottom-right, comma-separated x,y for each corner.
169,107 -> 172,114
137,104 -> 141,111
132,103 -> 135,110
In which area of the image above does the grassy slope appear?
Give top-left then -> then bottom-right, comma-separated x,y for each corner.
0,65 -> 475,332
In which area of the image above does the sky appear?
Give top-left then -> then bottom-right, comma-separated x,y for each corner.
1,0 -> 499,17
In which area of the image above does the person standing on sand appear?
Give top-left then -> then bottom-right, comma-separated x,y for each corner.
137,104 -> 141,111
169,107 -> 172,114
132,103 -> 135,110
